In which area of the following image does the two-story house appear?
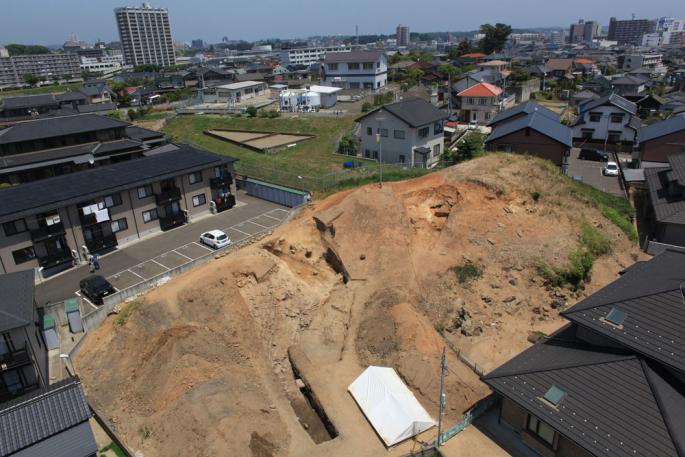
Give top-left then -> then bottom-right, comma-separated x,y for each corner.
456,82 -> 507,124
571,93 -> 641,150
637,115 -> 685,163
356,98 -> 447,168
645,153 -> 685,247
483,249 -> 685,457
321,51 -> 387,91
0,269 -> 48,403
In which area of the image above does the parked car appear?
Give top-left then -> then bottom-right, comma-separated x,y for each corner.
79,275 -> 115,305
578,148 -> 608,161
603,161 -> 619,177
200,230 -> 232,249
468,120 -> 479,130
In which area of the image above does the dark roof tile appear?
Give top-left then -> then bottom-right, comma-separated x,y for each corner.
639,116 -> 685,143
0,269 -> 34,333
485,112 -> 572,147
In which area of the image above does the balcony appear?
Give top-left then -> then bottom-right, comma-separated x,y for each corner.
210,174 -> 233,189
155,186 -> 181,206
159,212 -> 186,231
214,194 -> 236,213
30,222 -> 66,243
0,378 -> 40,404
0,347 -> 32,371
85,233 -> 118,254
37,250 -> 73,269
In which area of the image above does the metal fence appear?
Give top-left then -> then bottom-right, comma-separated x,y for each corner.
432,394 -> 498,446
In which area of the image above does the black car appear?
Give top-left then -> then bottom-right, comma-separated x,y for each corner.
79,275 -> 115,305
578,148 -> 608,161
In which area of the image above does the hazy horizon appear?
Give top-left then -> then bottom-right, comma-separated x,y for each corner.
2,0 -> 683,45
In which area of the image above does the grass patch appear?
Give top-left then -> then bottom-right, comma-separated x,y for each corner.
579,222 -> 612,256
99,442 -> 126,457
569,179 -> 636,241
452,260 -> 483,284
602,207 -> 637,241
135,111 -> 171,121
537,249 -> 595,289
114,298 -> 143,327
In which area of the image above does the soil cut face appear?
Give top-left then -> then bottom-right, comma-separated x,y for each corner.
76,154 -> 643,457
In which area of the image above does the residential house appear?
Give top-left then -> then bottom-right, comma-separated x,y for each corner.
485,108 -> 572,170
571,94 -> 641,150
0,269 -> 48,402
637,115 -> 685,163
0,145 -> 238,275
456,82 -> 509,124
581,75 -> 612,96
0,376 -> 98,457
645,153 -> 685,246
487,100 -> 560,129
478,60 -> 511,74
79,80 -> 114,104
0,91 -> 115,123
483,249 -> 685,457
456,53 -> 487,65
544,59 -> 575,79
452,70 -> 506,94
321,51 -> 388,91
356,98 -> 447,168
610,74 -> 649,98
201,81 -> 269,105
635,94 -> 666,115
571,89 -> 600,106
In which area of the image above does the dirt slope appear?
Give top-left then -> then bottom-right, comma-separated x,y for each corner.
75,154 -> 643,457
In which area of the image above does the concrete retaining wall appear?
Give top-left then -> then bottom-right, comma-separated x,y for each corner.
646,240 -> 685,256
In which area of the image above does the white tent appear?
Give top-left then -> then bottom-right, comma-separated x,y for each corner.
348,366 -> 436,447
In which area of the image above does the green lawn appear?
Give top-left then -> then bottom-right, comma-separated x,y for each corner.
0,82 -> 82,97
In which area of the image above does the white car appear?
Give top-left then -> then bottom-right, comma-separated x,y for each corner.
603,161 -> 619,177
200,230 -> 232,249
468,120 -> 479,130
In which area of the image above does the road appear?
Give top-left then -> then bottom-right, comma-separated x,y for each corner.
35,193 -> 288,305
567,148 -> 624,197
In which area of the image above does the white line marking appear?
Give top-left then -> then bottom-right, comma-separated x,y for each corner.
149,258 -> 170,270
262,213 -> 281,222
192,241 -> 214,252
173,249 -> 193,261
248,219 -> 269,229
230,226 -> 251,236
127,269 -> 146,280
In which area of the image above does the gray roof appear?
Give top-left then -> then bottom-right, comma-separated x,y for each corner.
76,102 -> 117,114
562,249 -> 685,374
488,101 -> 560,127
0,270 -> 35,333
639,116 -> 685,143
0,377 -> 94,456
0,114 -> 130,145
323,50 -> 383,63
611,74 -> 649,86
483,325 -> 685,457
357,98 -> 447,128
579,93 -> 637,115
0,144 -> 236,222
485,112 -> 573,147
54,91 -> 87,103
125,125 -> 165,141
0,94 -> 59,111
645,165 -> 685,224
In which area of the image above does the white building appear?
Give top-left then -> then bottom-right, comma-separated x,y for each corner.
278,85 -> 342,112
80,54 -> 126,75
571,94 -> 640,147
202,81 -> 268,104
663,19 -> 685,45
322,50 -> 387,91
357,98 -> 447,168
279,45 -> 351,67
114,3 -> 175,67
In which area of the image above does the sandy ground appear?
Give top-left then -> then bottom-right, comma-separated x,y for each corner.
75,154 -> 642,457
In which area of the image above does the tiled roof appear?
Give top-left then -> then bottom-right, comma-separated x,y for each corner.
457,82 -> 502,97
488,101 -> 560,126
356,97 -> 447,128
0,377 -> 94,456
0,114 -> 130,145
0,269 -> 34,333
645,166 -> 685,224
579,93 -> 637,115
544,58 -> 574,72
485,112 -> 572,147
460,53 -> 486,58
639,116 -> 685,143
0,94 -> 58,110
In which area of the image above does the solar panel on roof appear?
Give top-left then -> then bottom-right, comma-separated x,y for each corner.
605,307 -> 626,326
543,385 -> 566,407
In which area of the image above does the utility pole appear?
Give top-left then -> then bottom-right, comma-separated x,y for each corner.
376,117 -> 384,186
437,347 -> 446,447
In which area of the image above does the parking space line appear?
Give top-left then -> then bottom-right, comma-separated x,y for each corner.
126,269 -> 146,280
173,250 -> 193,261
230,226 -> 251,236
192,241 -> 214,252
262,213 -> 281,222
149,258 -> 170,270
248,219 -> 269,229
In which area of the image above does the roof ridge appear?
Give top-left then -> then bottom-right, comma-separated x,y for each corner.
0,377 -> 81,416
563,287 -> 682,314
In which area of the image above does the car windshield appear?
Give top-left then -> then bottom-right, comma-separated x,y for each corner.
216,234 -> 228,240
607,164 -> 617,170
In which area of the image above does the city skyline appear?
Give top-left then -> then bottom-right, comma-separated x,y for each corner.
1,0 -> 683,45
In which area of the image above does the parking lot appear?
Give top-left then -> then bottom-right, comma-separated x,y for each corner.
567,148 -> 624,197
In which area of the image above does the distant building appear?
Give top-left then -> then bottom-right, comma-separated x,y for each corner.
663,19 -> 685,45
569,20 -> 601,44
279,45 -> 351,67
396,24 -> 410,47
0,53 -> 81,88
321,50 -> 387,91
191,39 -> 205,50
607,17 -> 655,45
114,3 -> 175,67
618,53 -> 666,75
549,30 -> 566,47
569,20 -> 586,43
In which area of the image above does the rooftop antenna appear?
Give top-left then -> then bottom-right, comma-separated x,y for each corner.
355,25 -> 359,45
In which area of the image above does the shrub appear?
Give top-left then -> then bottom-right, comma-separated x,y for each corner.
361,102 -> 374,112
452,260 -> 482,284
127,108 -> 137,120
531,191 -> 541,202
537,250 -> 595,289
267,109 -> 280,118
114,298 -> 143,326
246,106 -> 258,117
580,222 -> 612,256
257,109 -> 268,118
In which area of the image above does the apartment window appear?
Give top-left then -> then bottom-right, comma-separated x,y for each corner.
378,128 -> 388,138
111,218 -> 128,233
363,62 -> 374,70
610,113 -> 625,123
367,127 -> 373,136
3,219 -> 27,237
192,193 -> 207,207
608,131 -> 622,143
12,246 -> 36,265
589,112 -> 602,122
394,129 -> 405,139
478,97 -> 487,105
581,129 -> 594,139
189,171 -> 202,185
526,415 -> 556,447
142,209 -> 158,223
484,112 -> 491,120
434,122 -> 443,135
99,193 -> 122,209
137,184 -> 153,199
364,149 -> 371,158
418,127 -> 429,138
328,63 -> 338,71
348,63 -> 360,70
467,97 -> 475,104
399,154 -> 406,163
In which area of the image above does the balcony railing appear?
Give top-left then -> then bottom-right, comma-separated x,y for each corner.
0,347 -> 32,371
214,194 -> 236,212
85,233 -> 118,253
159,212 -> 186,231
30,222 -> 66,242
37,250 -> 73,269
0,379 -> 40,404
155,186 -> 182,206
210,174 -> 233,189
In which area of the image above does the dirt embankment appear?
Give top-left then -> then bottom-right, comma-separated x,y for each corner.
75,154 -> 643,457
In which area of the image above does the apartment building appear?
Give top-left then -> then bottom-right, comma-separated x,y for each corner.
0,53 -> 80,88
396,25 -> 410,47
321,50 -> 387,91
0,144 -> 237,275
279,45 -> 351,67
114,3 -> 176,67
608,17 -> 655,45
618,53 -> 666,74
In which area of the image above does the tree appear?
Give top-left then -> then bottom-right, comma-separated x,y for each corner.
5,44 -> 50,56
22,73 -> 39,87
479,23 -> 512,54
447,46 -> 461,61
509,68 -> 531,83
406,68 -> 424,86
438,64 -> 462,79
246,106 -> 258,117
453,133 -> 484,162
457,38 -> 474,56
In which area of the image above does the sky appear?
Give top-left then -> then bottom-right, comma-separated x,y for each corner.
1,0 -> 683,45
